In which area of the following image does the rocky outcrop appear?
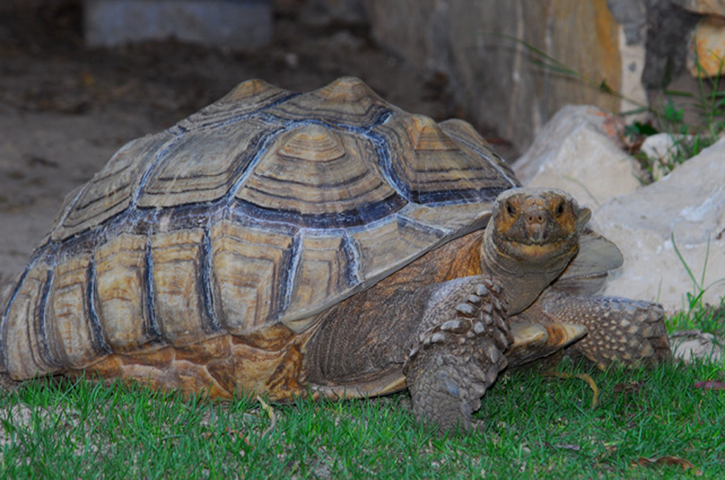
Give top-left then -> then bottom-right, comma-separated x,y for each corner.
363,0 -> 637,153
360,0 -> 725,153
593,138 -> 725,312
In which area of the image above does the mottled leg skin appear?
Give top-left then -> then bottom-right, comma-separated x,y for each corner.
525,290 -> 671,369
405,277 -> 510,433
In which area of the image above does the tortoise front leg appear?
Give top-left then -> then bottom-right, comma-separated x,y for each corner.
405,277 -> 510,433
531,290 -> 671,368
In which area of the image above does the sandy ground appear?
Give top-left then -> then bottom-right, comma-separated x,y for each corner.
0,4 -> 516,298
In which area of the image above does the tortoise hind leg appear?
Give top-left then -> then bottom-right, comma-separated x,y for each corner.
531,290 -> 671,369
405,277 -> 510,433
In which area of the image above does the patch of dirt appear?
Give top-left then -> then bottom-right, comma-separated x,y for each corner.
0,2 -> 512,292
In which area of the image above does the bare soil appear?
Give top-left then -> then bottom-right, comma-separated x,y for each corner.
0,3 -> 513,296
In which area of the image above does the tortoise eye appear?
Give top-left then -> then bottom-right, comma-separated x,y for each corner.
506,202 -> 516,216
554,201 -> 565,216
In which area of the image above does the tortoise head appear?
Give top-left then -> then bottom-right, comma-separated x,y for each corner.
481,188 -> 591,312
489,188 -> 590,266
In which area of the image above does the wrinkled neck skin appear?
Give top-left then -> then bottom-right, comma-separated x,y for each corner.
480,226 -> 576,315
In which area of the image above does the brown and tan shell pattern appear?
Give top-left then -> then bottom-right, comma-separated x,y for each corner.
0,77 -> 518,395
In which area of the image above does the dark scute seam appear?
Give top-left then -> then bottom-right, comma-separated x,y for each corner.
223,125 -> 288,205
341,233 -> 362,286
280,232 -> 303,316
199,227 -> 222,334
132,134 -> 186,208
143,238 -> 162,342
409,186 -> 510,205
0,238 -> 57,371
367,128 -> 411,202
230,194 -> 407,229
0,257 -> 35,371
86,256 -> 112,356
36,265 -> 62,368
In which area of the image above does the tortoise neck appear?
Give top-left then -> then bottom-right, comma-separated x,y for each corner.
479,227 -> 564,315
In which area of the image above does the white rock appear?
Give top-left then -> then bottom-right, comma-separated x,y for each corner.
593,137 -> 725,312
513,105 -> 640,208
670,331 -> 723,363
639,133 -> 695,181
640,132 -> 690,162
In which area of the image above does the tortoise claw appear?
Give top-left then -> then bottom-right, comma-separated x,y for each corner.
506,322 -> 587,367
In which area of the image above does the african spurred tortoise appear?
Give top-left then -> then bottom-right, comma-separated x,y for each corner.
0,77 -> 670,431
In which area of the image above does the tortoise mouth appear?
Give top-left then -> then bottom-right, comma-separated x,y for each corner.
508,232 -> 574,247
504,237 -> 578,262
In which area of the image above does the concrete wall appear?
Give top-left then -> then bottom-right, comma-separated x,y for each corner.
84,0 -> 272,48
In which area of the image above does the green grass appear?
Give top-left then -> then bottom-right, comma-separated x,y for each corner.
1,355 -> 723,479
665,235 -> 725,339
667,285 -> 725,341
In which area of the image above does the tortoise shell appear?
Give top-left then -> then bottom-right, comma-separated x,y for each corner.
0,77 -> 518,387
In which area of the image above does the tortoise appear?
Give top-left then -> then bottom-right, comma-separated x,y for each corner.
0,77 -> 670,431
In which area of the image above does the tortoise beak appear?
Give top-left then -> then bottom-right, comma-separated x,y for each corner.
523,208 -> 551,244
